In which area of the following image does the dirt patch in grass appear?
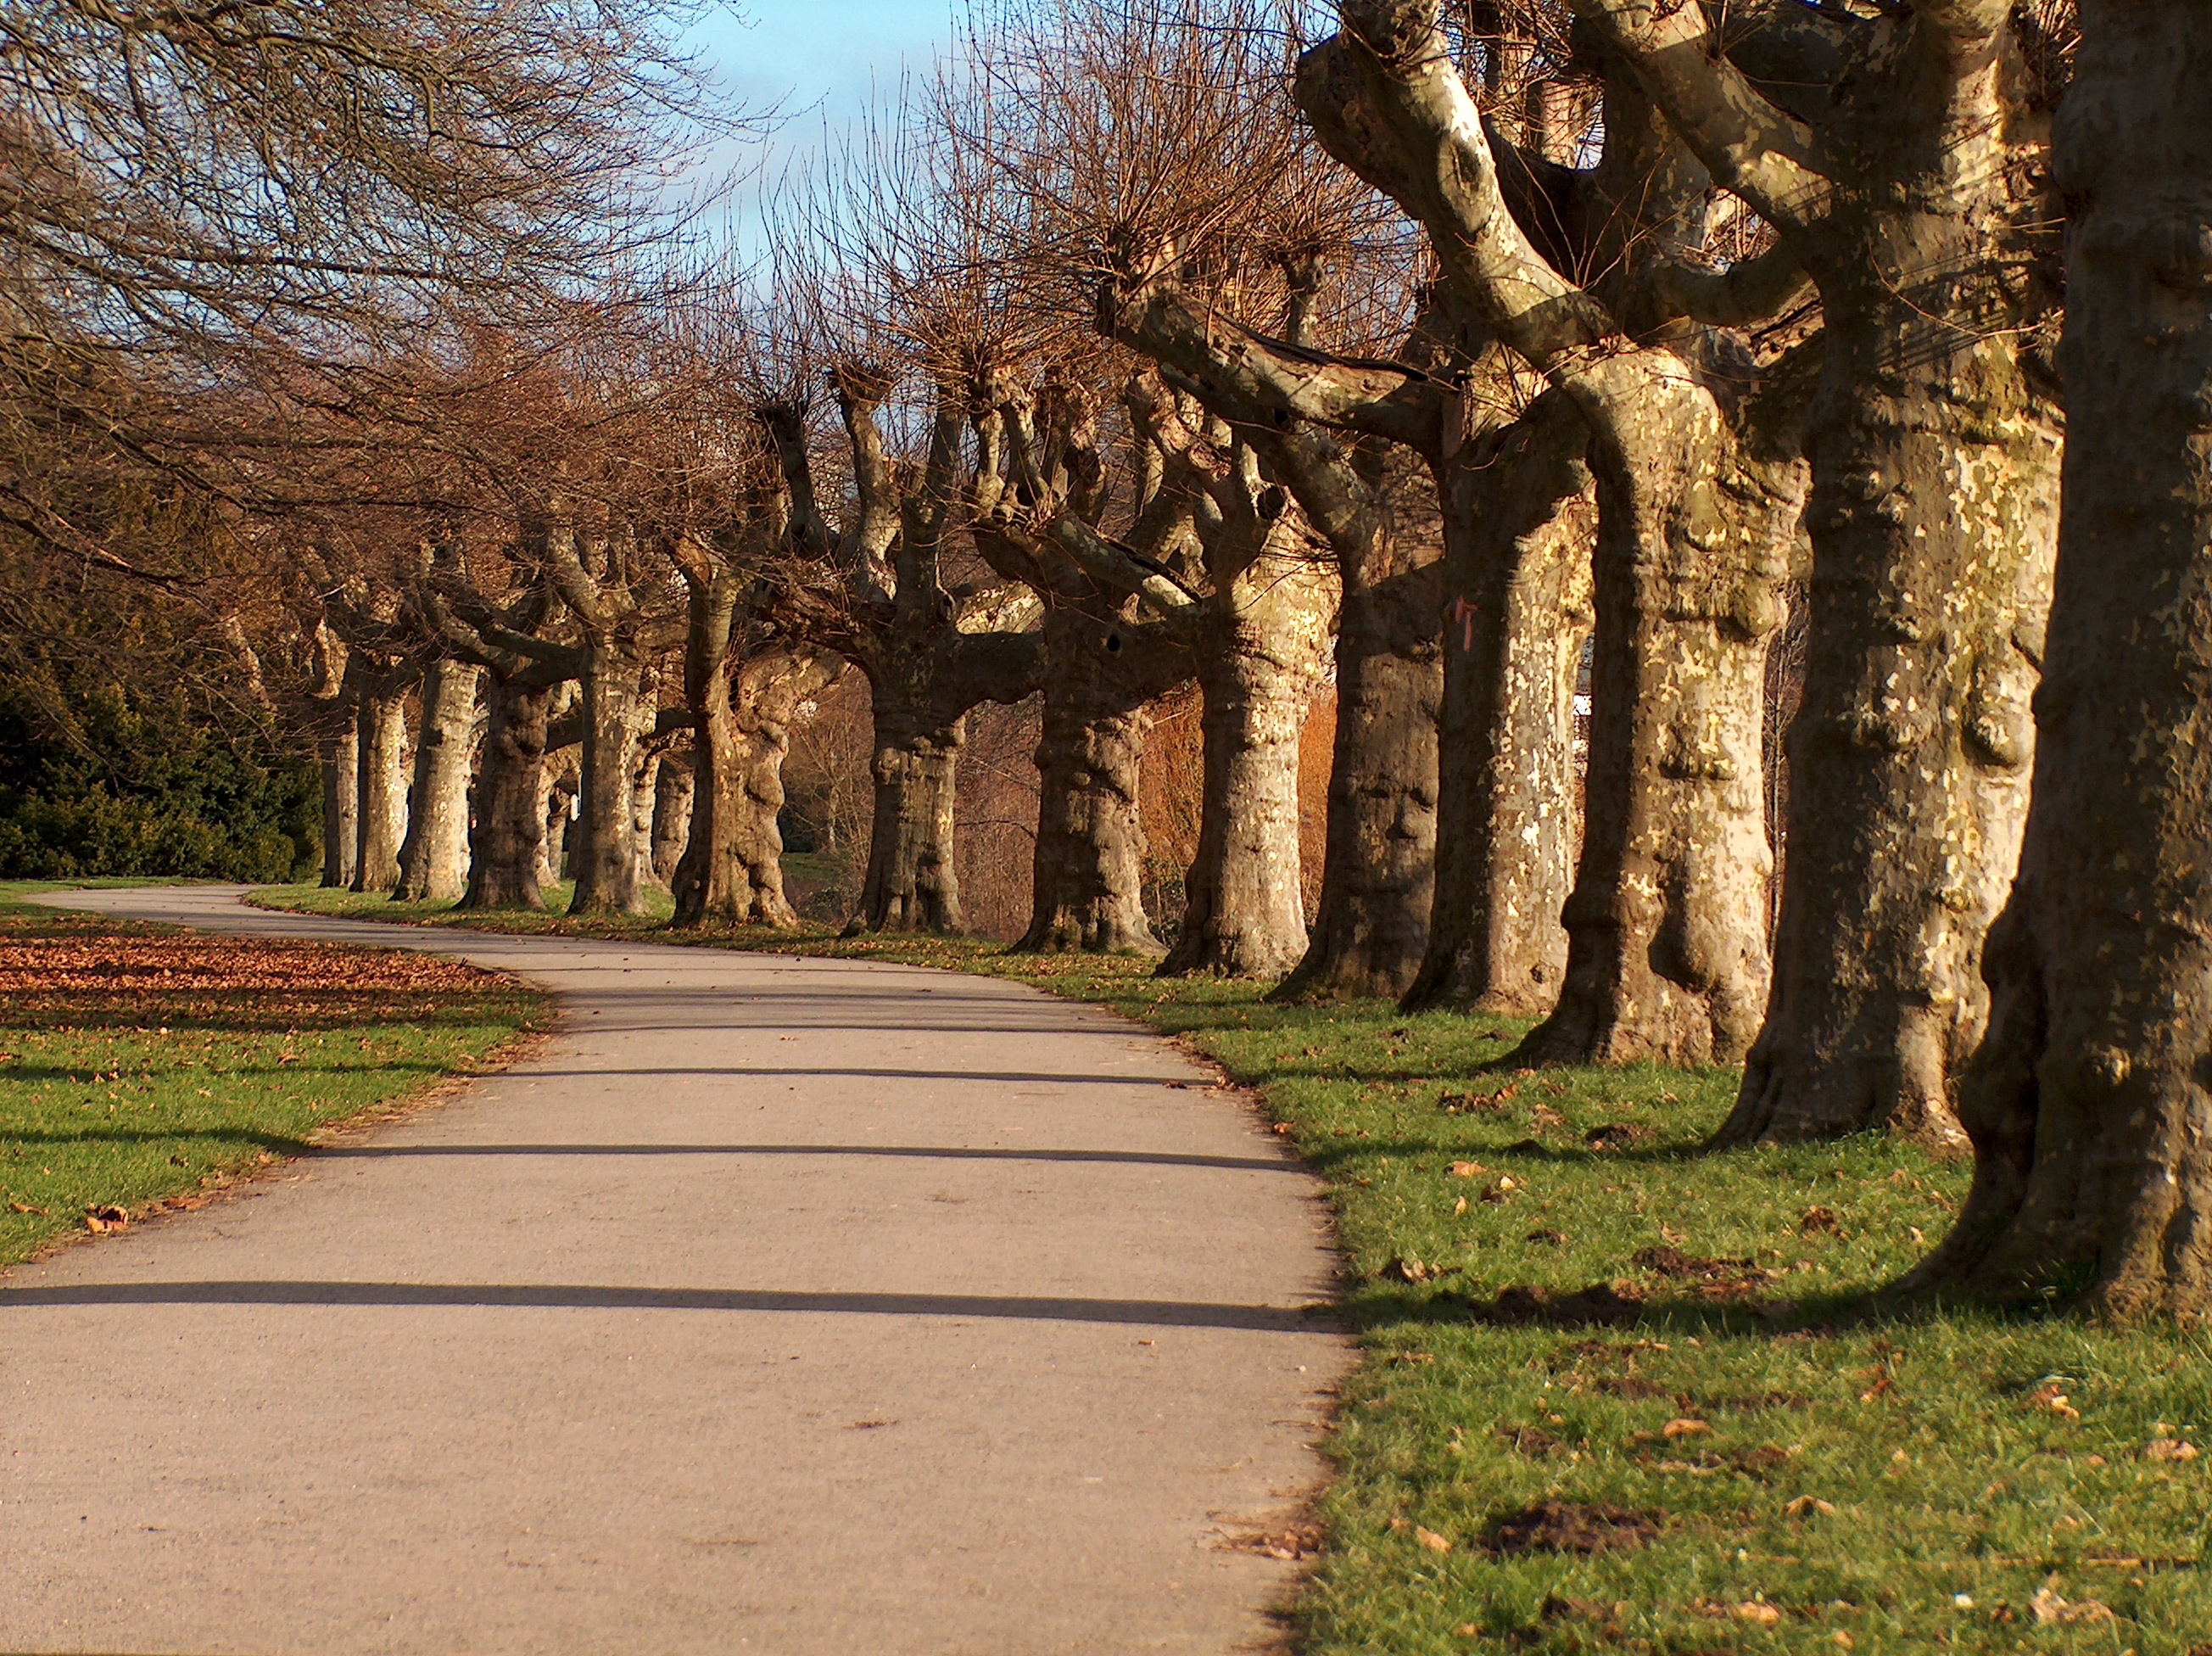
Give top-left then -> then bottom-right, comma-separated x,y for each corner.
1479,1502 -> 1661,1557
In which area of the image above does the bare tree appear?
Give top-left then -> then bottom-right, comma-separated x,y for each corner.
1299,0 -> 1810,1064
1561,0 -> 2069,1144
1901,0 -> 2212,1317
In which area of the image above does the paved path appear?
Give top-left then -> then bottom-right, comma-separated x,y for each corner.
2,887 -> 1348,1655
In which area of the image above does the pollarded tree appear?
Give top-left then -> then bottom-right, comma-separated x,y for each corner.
1300,0 -> 1811,1064
529,499 -> 686,917
1033,371 -> 1341,979
967,376 -> 1195,955
1098,261 -> 1596,1013
1900,0 -> 2212,1318
759,366 -> 1048,935
1562,0 -> 2069,1145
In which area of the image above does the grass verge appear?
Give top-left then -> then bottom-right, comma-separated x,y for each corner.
0,885 -> 542,1266
251,882 -> 2212,1653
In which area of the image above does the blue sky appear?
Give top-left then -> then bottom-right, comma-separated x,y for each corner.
681,0 -> 961,247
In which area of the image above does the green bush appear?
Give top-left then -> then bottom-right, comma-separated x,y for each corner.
0,680 -> 319,881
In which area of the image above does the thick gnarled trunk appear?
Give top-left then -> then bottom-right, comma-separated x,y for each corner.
351,682 -> 410,895
676,648 -> 840,929
651,758 -> 693,881
319,724 -> 358,890
460,676 -> 550,911
1019,611 -> 1182,955
394,658 -> 480,903
857,708 -> 965,934
1161,582 -> 1334,979
567,648 -> 649,917
1402,398 -> 1594,1015
1723,310 -> 2059,1147
1903,1 -> 2212,1317
1522,376 -> 1801,1067
1276,566 -> 1440,999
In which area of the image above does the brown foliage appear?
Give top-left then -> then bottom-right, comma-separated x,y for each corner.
0,915 -> 512,1032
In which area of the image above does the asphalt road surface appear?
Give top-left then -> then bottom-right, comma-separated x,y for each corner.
2,887 -> 1349,1655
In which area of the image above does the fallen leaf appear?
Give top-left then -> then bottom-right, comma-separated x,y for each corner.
1800,1206 -> 1841,1235
1394,1256 -> 1431,1284
1734,1602 -> 1783,1625
1784,1495 -> 1836,1518
1662,1418 -> 1711,1439
2027,1382 -> 2081,1420
1832,1633 -> 1854,1648
7,1200 -> 47,1216
1450,1161 -> 1485,1178
1452,1196 -> 1468,1216
2030,1583 -> 2113,1625
2144,1437 -> 2198,1462
1415,1525 -> 1453,1554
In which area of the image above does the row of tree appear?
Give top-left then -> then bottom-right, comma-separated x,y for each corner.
6,0 -> 2209,1319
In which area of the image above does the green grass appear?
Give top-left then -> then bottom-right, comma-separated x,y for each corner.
0,884 -> 542,1266
251,882 -> 2212,1653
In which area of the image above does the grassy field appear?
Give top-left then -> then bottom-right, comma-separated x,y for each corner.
254,882 -> 2212,1653
0,885 -> 542,1266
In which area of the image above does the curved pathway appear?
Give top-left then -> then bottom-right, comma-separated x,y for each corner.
2,887 -> 1348,1655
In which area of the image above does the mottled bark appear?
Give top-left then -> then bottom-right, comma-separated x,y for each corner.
676,645 -> 841,929
860,706 -> 967,933
565,647 -> 650,916
629,748 -> 662,893
459,674 -> 550,911
394,658 -> 480,902
1902,1 -> 2212,1318
1521,372 -> 1801,1066
1019,608 -> 1184,955
1301,2 -> 1810,1055
1403,394 -> 1595,1015
318,724 -> 357,890
1160,559 -> 1337,978
351,680 -> 410,895
1276,529 -> 1440,1000
651,757 -> 693,882
1561,0 -> 2064,1137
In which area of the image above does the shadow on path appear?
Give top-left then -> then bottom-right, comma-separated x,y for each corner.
3,1279 -> 1335,1331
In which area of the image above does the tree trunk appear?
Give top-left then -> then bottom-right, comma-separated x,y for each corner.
1401,396 -> 1595,1015
351,683 -> 410,895
394,658 -> 480,903
458,675 -> 549,911
857,705 -> 966,935
318,724 -> 357,890
629,748 -> 662,893
675,649 -> 839,929
1902,0 -> 2212,1317
1722,337 -> 2059,1149
651,756 -> 692,882
1160,593 -> 1334,979
1017,610 -> 1182,956
567,647 -> 648,916
1274,562 -> 1440,999
1520,376 -> 1802,1066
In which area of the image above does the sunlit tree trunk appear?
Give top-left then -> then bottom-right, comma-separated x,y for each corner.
1902,0 -> 2212,1316
394,657 -> 479,902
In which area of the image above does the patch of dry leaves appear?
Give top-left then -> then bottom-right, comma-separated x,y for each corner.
0,919 -> 514,1031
